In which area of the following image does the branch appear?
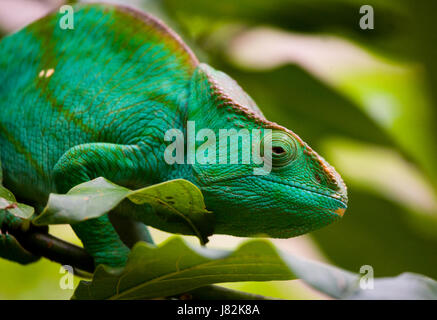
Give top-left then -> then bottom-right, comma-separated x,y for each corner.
9,227 -> 95,273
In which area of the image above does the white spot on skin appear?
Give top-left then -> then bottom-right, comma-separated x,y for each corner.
45,68 -> 55,78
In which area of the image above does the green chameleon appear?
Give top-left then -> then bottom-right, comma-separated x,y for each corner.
0,3 -> 347,268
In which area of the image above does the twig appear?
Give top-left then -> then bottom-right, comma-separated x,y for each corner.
9,227 -> 95,273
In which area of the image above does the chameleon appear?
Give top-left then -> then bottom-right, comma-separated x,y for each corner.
0,3 -> 347,268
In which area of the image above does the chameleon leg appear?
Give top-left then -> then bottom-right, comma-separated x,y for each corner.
53,143 -> 152,267
108,194 -> 156,248
0,210 -> 40,265
108,210 -> 154,248
70,215 -> 130,267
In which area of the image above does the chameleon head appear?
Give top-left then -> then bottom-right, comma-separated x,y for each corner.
192,128 -> 348,238
189,65 -> 347,238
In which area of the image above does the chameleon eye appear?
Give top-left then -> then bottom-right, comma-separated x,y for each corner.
261,131 -> 298,168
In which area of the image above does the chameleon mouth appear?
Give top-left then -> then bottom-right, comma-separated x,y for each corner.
194,169 -> 347,211
258,175 -> 348,208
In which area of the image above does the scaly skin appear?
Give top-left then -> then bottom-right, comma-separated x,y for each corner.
0,4 -> 347,267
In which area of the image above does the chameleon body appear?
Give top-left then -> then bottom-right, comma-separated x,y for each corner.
0,4 -> 347,267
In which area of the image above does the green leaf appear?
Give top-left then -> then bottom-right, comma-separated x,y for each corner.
0,159 -> 39,264
0,158 -> 34,220
72,236 -> 437,300
127,180 -> 214,245
283,253 -> 437,299
0,186 -> 34,220
33,178 -> 214,244
347,273 -> 437,300
33,178 -> 130,225
73,237 -> 295,299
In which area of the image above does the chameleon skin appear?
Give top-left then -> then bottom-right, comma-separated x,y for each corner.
0,4 -> 347,267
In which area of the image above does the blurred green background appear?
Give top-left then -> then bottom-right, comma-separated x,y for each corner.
0,0 -> 436,299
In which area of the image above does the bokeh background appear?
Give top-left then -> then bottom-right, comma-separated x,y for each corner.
0,0 -> 436,299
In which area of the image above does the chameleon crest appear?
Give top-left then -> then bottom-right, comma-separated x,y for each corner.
0,3 -> 347,267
